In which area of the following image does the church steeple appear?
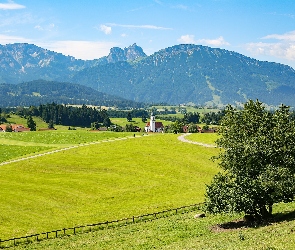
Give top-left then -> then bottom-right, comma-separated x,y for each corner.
150,113 -> 156,132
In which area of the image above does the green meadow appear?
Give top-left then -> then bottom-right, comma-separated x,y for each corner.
0,131 -> 219,239
186,133 -> 219,145
12,201 -> 295,250
1,130 -> 295,249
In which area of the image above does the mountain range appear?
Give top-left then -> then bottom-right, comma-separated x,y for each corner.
1,43 -> 295,107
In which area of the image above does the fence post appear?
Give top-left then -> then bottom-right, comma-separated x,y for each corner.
132,216 -> 134,223
63,228 -> 66,235
73,227 -> 76,235
55,230 -> 58,238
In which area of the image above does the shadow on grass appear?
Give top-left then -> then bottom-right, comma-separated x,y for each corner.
211,210 -> 295,232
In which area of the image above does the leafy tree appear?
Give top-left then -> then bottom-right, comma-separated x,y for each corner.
109,124 -> 123,132
127,112 -> 132,122
169,120 -> 184,133
205,100 -> 295,220
91,122 -> 101,130
6,124 -> 12,132
125,123 -> 140,132
48,120 -> 55,129
141,115 -> 147,123
27,115 -> 36,131
103,117 -> 111,127
187,123 -> 199,133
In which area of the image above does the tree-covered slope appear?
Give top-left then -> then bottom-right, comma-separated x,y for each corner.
0,80 -> 145,108
72,44 -> 295,106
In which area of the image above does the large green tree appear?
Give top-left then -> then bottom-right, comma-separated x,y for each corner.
205,100 -> 295,219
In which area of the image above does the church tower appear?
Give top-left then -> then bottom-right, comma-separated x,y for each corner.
150,113 -> 156,132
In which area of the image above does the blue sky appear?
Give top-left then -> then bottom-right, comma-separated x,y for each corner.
0,0 -> 295,68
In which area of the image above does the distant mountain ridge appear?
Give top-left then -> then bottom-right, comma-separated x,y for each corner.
0,43 -> 146,84
1,43 -> 295,107
72,44 -> 295,107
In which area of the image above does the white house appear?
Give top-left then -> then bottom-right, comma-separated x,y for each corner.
144,113 -> 164,132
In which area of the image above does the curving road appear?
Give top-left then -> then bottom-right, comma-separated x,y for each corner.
177,133 -> 216,148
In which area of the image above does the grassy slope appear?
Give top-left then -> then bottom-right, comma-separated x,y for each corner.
13,201 -> 295,249
186,133 -> 219,145
2,130 -> 295,249
0,132 -> 219,239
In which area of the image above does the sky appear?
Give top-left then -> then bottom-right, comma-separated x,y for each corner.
0,0 -> 295,68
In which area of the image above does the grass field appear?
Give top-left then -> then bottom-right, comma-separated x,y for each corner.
186,133 -> 219,145
1,130 -> 295,249
11,201 -> 295,249
0,131 -> 219,239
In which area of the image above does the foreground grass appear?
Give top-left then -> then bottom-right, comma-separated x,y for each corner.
12,201 -> 295,249
0,133 -> 218,239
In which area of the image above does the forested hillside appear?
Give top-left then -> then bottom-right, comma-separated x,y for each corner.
72,44 -> 295,106
1,43 -> 295,107
0,80 -> 145,108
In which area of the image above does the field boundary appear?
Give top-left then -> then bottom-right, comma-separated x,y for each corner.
0,203 -> 203,248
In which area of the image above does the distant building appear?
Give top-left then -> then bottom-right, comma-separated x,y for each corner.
0,124 -> 30,132
144,113 -> 164,132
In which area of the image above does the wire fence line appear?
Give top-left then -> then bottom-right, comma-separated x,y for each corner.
0,203 -> 204,248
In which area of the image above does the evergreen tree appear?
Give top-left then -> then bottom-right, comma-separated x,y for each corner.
27,116 -> 36,131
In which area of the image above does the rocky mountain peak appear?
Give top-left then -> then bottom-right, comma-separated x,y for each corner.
106,43 -> 146,63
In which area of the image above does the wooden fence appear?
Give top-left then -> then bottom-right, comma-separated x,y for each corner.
0,203 -> 203,248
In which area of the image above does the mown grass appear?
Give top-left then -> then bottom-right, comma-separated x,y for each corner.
0,133 -> 219,239
0,131 -> 133,163
0,144 -> 52,163
0,130 -> 132,145
186,133 -> 219,145
12,201 -> 295,249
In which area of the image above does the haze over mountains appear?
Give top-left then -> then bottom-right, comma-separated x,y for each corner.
1,43 -> 295,107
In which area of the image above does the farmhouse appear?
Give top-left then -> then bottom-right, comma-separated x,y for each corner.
0,124 -> 30,132
145,113 -> 164,132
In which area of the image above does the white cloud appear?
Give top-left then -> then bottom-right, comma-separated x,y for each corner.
262,30 -> 295,42
107,23 -> 172,30
177,34 -> 195,43
99,24 -> 112,35
245,30 -> 295,62
245,42 -> 295,61
197,36 -> 230,46
34,23 -> 55,32
121,33 -> 127,37
0,1 -> 25,10
0,34 -> 31,43
41,40 -> 119,60
178,35 -> 230,46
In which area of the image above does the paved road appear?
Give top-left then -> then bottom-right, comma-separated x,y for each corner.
177,133 -> 216,148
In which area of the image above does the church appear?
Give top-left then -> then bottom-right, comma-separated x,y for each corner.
144,113 -> 164,132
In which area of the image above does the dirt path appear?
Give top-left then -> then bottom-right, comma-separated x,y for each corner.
0,135 -> 146,166
177,133 -> 216,148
